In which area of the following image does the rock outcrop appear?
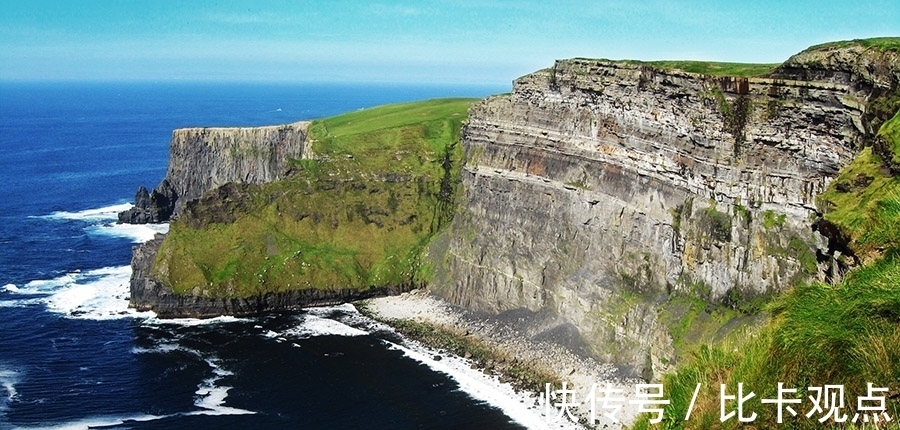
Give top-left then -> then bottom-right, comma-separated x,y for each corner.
427,43 -> 899,378
119,121 -> 309,222
126,121 -> 315,316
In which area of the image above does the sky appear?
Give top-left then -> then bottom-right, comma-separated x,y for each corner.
0,0 -> 897,85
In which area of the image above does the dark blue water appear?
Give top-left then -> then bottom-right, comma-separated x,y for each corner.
0,81 -> 533,429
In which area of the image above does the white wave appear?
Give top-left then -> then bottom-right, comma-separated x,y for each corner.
385,339 -> 563,430
40,203 -> 134,221
189,358 -> 254,416
0,368 -> 19,412
312,305 -> 572,430
144,315 -> 248,327
87,222 -> 168,243
12,413 -> 166,430
130,343 -> 180,355
2,284 -> 18,293
281,314 -> 368,339
261,304 -> 564,427
7,266 -> 155,320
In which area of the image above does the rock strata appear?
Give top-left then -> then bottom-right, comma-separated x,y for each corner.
119,121 -> 309,222
427,43 -> 898,379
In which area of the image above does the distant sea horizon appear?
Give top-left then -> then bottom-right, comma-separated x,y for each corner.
0,80 -> 542,430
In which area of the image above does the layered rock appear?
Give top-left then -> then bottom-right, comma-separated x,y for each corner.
119,121 -> 309,222
428,44 -> 898,378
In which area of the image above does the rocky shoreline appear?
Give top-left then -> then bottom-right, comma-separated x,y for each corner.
360,289 -> 643,427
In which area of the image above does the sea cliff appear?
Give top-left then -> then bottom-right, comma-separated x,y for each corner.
127,40 -> 900,382
427,42 -> 899,378
119,121 -> 309,223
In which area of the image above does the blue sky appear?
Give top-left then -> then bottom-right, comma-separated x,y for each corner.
1,0 -> 897,84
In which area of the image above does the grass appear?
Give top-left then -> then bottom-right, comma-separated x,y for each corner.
807,37 -> 900,53
623,60 -> 778,77
881,110 -> 900,168
761,210 -> 787,229
817,147 -> 900,260
634,253 -> 900,429
153,98 -> 475,297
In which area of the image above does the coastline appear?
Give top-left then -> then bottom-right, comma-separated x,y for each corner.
359,289 -> 643,428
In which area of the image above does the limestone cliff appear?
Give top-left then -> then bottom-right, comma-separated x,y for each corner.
427,41 -> 899,378
119,121 -> 309,222
127,99 -> 471,317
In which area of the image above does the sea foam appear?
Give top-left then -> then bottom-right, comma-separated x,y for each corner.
40,203 -> 134,221
87,221 -> 168,243
189,358 -> 255,416
7,266 -> 153,320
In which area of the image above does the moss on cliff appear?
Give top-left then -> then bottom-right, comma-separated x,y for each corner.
152,99 -> 474,298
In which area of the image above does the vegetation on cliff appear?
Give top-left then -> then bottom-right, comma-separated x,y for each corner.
625,60 -> 778,77
152,99 -> 473,297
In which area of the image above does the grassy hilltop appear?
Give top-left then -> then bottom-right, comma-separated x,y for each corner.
152,98 -> 473,297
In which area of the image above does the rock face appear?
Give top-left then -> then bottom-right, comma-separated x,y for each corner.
127,121 -> 314,317
119,121 -> 309,222
427,44 -> 899,378
117,181 -> 177,224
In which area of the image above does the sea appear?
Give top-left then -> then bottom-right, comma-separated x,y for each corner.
0,81 -> 556,429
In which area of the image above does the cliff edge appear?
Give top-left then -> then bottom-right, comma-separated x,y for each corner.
427,39 -> 899,379
119,121 -> 309,223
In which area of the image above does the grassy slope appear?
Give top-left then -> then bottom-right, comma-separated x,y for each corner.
153,99 -> 474,297
633,112 -> 900,429
808,37 -> 900,52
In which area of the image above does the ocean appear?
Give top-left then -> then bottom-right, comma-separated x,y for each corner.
0,81 -> 546,429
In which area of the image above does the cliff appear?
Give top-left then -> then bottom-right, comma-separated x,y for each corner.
119,121 -> 309,222
426,40 -> 899,378
128,99 -> 472,317
125,39 -> 900,382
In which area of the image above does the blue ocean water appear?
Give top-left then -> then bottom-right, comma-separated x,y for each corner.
0,81 -> 538,429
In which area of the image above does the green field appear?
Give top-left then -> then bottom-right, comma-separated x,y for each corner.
152,98 -> 475,297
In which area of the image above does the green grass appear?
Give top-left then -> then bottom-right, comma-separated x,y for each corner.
807,37 -> 900,53
761,210 -> 787,229
634,254 -> 900,430
153,99 -> 475,297
817,146 -> 900,259
882,110 -> 900,168
624,60 -> 778,77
